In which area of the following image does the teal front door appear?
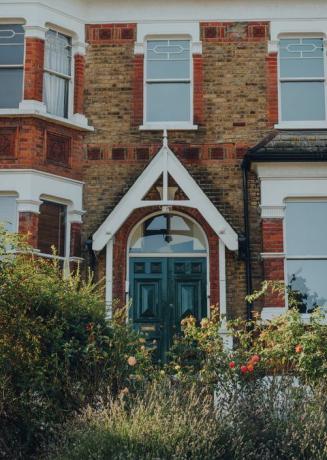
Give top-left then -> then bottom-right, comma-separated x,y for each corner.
129,257 -> 207,361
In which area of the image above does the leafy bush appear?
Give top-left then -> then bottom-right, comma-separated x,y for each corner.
168,283 -> 327,384
47,377 -> 327,460
0,228 -> 152,459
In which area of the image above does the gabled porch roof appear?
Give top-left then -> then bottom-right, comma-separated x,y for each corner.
92,134 -> 238,251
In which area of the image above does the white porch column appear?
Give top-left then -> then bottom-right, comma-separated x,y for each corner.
105,238 -> 113,319
218,239 -> 233,349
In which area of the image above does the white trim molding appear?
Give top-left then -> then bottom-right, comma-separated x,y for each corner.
261,252 -> 286,259
260,205 -> 285,219
261,307 -> 287,320
134,21 -> 201,55
93,134 -> 238,252
254,162 -> 327,216
0,109 -> 93,131
0,169 -> 84,223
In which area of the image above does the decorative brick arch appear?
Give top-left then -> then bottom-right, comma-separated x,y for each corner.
112,205 -> 220,310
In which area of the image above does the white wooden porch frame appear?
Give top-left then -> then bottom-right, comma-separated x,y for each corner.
94,134 -> 238,329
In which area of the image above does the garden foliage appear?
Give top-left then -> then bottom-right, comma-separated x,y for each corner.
0,228 -> 151,459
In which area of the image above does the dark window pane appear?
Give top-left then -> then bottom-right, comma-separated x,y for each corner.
0,68 -> 23,108
38,201 -> 66,257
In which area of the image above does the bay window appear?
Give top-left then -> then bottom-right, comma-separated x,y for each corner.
0,24 -> 24,108
38,200 -> 66,257
145,39 -> 191,124
286,201 -> 327,313
279,38 -> 326,122
44,30 -> 72,118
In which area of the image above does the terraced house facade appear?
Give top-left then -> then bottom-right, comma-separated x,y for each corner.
1,0 -> 327,356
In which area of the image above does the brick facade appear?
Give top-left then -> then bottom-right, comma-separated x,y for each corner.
81,20 -> 276,319
0,13 -> 289,320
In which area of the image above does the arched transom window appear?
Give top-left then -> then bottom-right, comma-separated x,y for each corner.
129,213 -> 207,254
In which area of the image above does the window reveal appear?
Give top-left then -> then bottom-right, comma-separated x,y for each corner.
279,38 -> 326,122
43,30 -> 72,118
145,40 -> 191,123
38,200 -> 67,257
0,24 -> 24,108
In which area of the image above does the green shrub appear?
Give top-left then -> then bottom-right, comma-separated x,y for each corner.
0,228 -> 152,459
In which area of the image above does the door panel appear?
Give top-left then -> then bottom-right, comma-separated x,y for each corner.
129,257 -> 207,361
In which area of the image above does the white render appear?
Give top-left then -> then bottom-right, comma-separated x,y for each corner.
254,162 -> 327,219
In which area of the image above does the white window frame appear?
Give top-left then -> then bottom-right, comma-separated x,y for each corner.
0,23 -> 24,109
142,36 -> 195,131
43,28 -> 73,120
276,34 -> 327,129
284,198 -> 327,318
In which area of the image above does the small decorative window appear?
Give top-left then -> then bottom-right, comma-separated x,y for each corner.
44,30 -> 72,118
0,195 -> 17,232
130,214 -> 206,254
38,200 -> 66,256
0,24 -> 24,108
145,40 -> 191,124
286,201 -> 327,313
279,38 -> 326,122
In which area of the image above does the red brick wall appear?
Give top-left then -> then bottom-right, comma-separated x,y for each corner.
19,212 -> 39,247
70,222 -> 82,257
266,52 -> 278,127
201,21 -> 269,42
132,55 -> 144,126
112,207 -> 220,311
261,218 -> 285,308
24,38 -> 44,102
0,118 -> 83,180
74,54 -> 85,114
262,219 -> 283,253
193,54 -> 204,125
263,258 -> 285,308
86,23 -> 136,44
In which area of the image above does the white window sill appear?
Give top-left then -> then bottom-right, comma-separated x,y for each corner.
0,109 -> 94,132
275,121 -> 327,130
140,122 -> 198,131
261,307 -> 327,324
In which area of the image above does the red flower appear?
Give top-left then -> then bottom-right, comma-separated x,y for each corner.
247,364 -> 254,373
295,344 -> 303,353
250,354 -> 260,364
86,322 -> 94,332
229,361 -> 236,369
240,365 -> 248,374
